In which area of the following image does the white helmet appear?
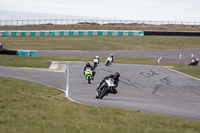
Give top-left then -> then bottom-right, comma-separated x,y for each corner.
96,56 -> 99,59
196,58 -> 199,61
110,54 -> 114,56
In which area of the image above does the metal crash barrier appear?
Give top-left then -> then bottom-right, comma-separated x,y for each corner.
0,30 -> 144,37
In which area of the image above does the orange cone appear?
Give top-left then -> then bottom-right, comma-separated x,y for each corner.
179,53 -> 182,59
191,53 -> 194,59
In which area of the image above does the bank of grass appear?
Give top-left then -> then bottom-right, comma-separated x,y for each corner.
0,76 -> 200,133
0,55 -> 50,68
1,24 -> 200,31
1,36 -> 200,50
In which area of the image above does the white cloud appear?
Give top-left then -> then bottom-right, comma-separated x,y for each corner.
0,0 -> 200,21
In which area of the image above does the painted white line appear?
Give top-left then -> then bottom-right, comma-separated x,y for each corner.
168,68 -> 200,81
158,56 -> 162,63
65,62 -> 80,103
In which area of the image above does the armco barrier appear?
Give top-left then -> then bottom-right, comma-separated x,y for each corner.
0,30 -> 144,37
144,31 -> 200,36
17,50 -> 37,56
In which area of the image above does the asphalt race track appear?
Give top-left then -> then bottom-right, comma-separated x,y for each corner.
1,61 -> 200,120
38,49 -> 200,64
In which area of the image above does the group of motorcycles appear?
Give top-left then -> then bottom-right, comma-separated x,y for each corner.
84,55 -> 115,99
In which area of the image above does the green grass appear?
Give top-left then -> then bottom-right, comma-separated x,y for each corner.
0,76 -> 200,133
1,36 -> 200,50
0,55 -> 51,68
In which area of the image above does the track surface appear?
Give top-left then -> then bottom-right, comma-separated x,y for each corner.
38,49 -> 200,64
1,62 -> 200,120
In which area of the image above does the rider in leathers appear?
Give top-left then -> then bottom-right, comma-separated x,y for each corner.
97,72 -> 120,95
83,62 -> 96,79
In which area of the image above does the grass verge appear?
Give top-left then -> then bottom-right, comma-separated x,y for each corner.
0,76 -> 200,133
0,55 -> 50,68
1,24 -> 200,31
1,36 -> 200,50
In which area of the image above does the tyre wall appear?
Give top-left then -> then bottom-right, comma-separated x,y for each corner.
144,31 -> 200,36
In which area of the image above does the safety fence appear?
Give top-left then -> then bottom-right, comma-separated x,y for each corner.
0,30 -> 144,37
0,19 -> 200,26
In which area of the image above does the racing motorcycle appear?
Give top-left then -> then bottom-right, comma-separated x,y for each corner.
84,68 -> 93,84
105,56 -> 112,66
93,58 -> 99,69
96,78 -> 115,99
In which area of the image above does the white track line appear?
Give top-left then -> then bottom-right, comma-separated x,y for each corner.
158,56 -> 162,63
65,62 -> 80,103
168,68 -> 200,81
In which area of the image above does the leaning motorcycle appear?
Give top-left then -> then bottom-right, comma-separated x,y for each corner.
84,68 -> 93,84
105,57 -> 112,66
96,78 -> 115,99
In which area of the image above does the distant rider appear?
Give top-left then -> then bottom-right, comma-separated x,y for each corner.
93,56 -> 100,64
189,58 -> 199,66
95,56 -> 100,63
194,58 -> 199,65
0,42 -> 3,50
83,62 -> 96,79
96,72 -> 120,97
110,54 -> 114,62
93,56 -> 100,69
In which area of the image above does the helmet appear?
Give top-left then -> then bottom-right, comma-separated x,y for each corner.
86,62 -> 90,66
114,72 -> 120,79
110,54 -> 114,56
196,58 -> 199,61
96,56 -> 99,59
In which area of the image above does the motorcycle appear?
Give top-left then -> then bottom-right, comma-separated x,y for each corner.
93,58 -> 99,69
189,59 -> 199,66
105,56 -> 112,66
84,68 -> 93,84
96,78 -> 115,99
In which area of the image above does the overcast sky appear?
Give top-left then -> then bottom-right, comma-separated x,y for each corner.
1,0 -> 200,21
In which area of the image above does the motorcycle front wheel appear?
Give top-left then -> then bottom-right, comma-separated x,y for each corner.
99,87 -> 108,99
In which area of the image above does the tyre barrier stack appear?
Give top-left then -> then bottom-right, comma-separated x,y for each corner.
144,31 -> 200,36
0,49 -> 17,55
0,49 -> 37,56
0,30 -> 144,37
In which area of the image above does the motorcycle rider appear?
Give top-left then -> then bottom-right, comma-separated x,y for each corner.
83,62 -> 96,79
94,56 -> 100,63
0,42 -> 3,50
110,54 -> 114,62
194,58 -> 199,65
189,58 -> 199,66
93,56 -> 100,69
105,55 -> 113,66
96,72 -> 120,97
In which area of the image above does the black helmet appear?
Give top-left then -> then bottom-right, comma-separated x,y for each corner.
114,72 -> 120,79
86,62 -> 90,66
